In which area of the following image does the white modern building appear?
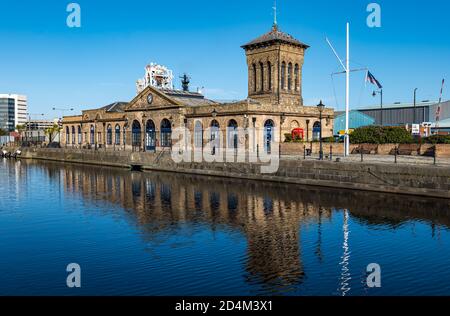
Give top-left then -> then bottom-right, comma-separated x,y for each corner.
0,94 -> 28,132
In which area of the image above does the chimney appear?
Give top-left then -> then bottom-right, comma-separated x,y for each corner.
181,74 -> 190,92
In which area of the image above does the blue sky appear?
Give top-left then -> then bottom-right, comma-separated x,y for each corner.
1,0 -> 449,118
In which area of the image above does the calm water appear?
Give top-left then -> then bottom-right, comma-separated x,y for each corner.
1,159 -> 450,296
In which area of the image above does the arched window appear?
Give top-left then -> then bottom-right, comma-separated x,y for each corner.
288,63 -> 293,91
106,124 -> 112,145
259,62 -> 264,91
267,61 -> 272,91
66,126 -> 70,144
194,121 -> 203,148
294,64 -> 299,91
313,121 -> 321,141
90,125 -> 95,145
77,126 -> 82,144
210,120 -> 220,155
281,62 -> 286,90
132,120 -> 141,149
71,126 -> 75,144
160,119 -> 172,148
227,120 -> 238,150
115,124 -> 121,145
264,120 -> 275,154
146,120 -> 156,151
252,63 -> 257,92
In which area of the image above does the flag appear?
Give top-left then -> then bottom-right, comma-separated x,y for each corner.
366,71 -> 383,89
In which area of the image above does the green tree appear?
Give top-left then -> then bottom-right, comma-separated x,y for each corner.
0,128 -> 8,136
45,124 -> 62,143
16,124 -> 26,133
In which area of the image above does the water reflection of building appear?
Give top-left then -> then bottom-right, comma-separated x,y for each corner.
46,161 -> 450,292
60,163 -> 339,292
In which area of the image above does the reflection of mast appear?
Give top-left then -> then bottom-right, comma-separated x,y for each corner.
339,209 -> 351,296
315,207 -> 323,262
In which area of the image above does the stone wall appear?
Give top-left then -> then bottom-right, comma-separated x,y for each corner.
17,147 -> 450,199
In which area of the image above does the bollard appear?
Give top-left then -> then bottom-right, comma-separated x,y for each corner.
330,145 -> 333,161
304,145 -> 306,160
395,147 -> 398,164
360,150 -> 363,162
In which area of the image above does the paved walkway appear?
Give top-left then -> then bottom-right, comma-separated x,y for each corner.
282,153 -> 450,167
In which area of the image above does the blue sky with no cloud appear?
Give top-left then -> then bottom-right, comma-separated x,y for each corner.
0,0 -> 449,118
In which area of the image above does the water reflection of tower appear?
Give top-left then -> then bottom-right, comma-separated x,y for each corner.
243,196 -> 305,293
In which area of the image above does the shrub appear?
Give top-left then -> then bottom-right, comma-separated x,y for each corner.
284,133 -> 293,142
293,134 -> 303,142
349,126 -> 413,144
424,135 -> 450,144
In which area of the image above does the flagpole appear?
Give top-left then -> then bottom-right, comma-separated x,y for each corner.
435,79 -> 445,133
345,23 -> 350,157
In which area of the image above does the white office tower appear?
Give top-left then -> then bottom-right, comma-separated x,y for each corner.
0,94 -> 27,131
136,63 -> 174,94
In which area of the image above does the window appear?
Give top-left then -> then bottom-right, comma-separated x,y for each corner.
294,64 -> 299,91
210,120 -> 220,155
132,120 -> 141,148
160,119 -> 172,148
66,127 -> 70,144
288,63 -> 293,91
78,126 -> 82,144
267,62 -> 272,91
227,120 -> 238,150
71,126 -> 75,144
145,120 -> 156,151
107,124 -> 112,145
115,124 -> 121,145
260,62 -> 264,91
264,120 -> 275,154
90,125 -> 95,145
281,62 -> 286,90
252,63 -> 257,92
194,121 -> 203,148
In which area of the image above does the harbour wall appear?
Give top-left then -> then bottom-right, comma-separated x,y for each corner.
14,147 -> 450,199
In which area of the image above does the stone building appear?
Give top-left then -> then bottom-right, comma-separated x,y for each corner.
62,22 -> 334,155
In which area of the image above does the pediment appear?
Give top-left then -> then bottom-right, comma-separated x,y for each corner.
125,86 -> 181,111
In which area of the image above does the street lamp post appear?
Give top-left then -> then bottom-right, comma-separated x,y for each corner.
52,107 -> 74,120
317,101 -> 325,160
306,119 -> 310,142
27,113 -> 45,145
372,89 -> 383,126
52,107 -> 74,146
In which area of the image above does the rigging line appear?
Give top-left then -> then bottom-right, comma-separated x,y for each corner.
332,68 -> 368,76
357,73 -> 367,109
331,73 -> 340,111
